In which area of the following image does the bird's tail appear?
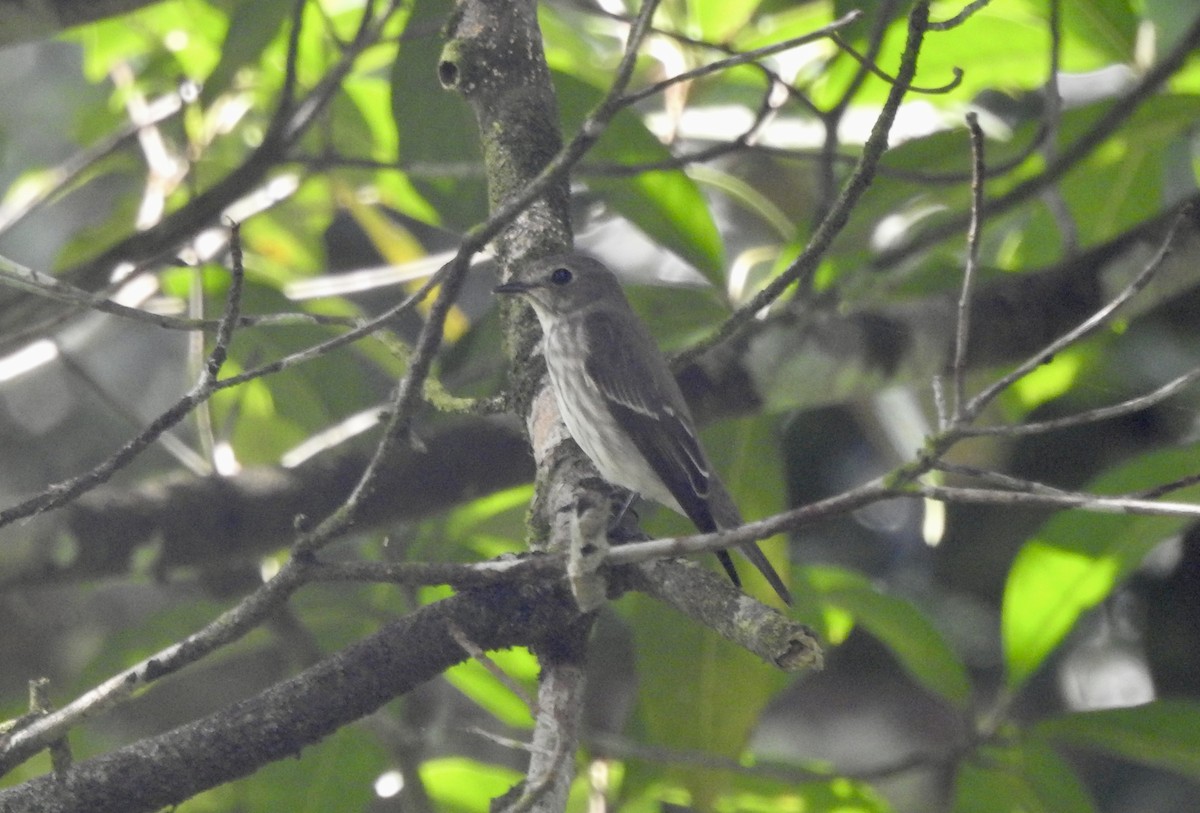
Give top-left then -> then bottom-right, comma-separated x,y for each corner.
709,481 -> 793,606
735,543 -> 793,607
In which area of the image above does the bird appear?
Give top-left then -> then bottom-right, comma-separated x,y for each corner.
494,251 -> 792,606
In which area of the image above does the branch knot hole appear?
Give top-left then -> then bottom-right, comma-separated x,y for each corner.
438,59 -> 459,89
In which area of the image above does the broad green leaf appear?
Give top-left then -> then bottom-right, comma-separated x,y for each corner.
790,567 -> 856,646
839,93 -> 1199,296
66,0 -> 227,82
1003,443 -> 1200,689
1008,345 -> 1087,414
1034,699 -> 1200,780
1018,738 -> 1099,813
538,3 -> 621,90
422,757 -> 523,811
208,280 -> 387,464
689,0 -> 762,42
816,5 -> 1046,108
1060,0 -> 1137,67
443,647 -> 538,728
443,484 -> 534,541
327,82 -> 391,165
597,407 -> 795,809
392,0 -> 486,227
738,2 -> 837,53
337,190 -> 471,340
622,587 -> 789,807
710,415 -> 792,605
342,75 -> 399,162
201,0 -> 293,106
953,741 -> 1097,813
689,164 -> 795,240
553,72 -> 725,281
625,282 -> 730,351
1057,96 -> 1200,249
804,566 -> 971,708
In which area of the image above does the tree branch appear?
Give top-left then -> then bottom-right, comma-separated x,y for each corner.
0,579 -> 584,811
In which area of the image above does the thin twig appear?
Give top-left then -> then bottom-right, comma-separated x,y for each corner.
620,13 -> 864,107
949,112 -> 986,421
584,71 -> 782,176
815,1 -> 898,223
928,0 -> 993,31
961,206 -> 1193,422
830,33 -> 963,95
0,1 -> 422,776
931,462 -> 1079,496
1136,470 -> 1200,501
1040,0 -> 1078,253
916,484 -> 1200,519
745,125 -> 1049,186
961,363 -> 1200,437
0,252 -> 358,331
289,259 -> 472,557
676,1 -> 935,367
308,556 -> 561,587
0,561 -> 313,776
606,479 -> 895,566
875,10 -> 1200,270
0,228 -> 247,529
0,93 -> 183,239
55,350 -> 212,477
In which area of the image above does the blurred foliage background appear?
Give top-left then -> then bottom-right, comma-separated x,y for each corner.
1,0 -> 1200,811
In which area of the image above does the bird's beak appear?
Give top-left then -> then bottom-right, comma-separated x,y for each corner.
493,280 -> 535,295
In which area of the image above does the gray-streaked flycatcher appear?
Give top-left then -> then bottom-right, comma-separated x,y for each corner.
495,252 -> 792,606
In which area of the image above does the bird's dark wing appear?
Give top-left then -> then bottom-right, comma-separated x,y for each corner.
582,308 -> 717,531
583,309 -> 793,604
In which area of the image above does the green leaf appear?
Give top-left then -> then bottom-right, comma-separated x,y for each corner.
66,0 -> 227,83
953,741 -> 1097,813
804,566 -> 972,708
1003,442 -> 1200,690
201,0 -> 293,106
625,282 -> 731,351
1060,0 -> 1138,67
1034,699 -> 1200,780
422,757 -> 523,811
392,0 -> 486,227
690,0 -> 763,42
1057,96 -> 1200,249
689,164 -> 795,240
709,414 -> 792,604
817,5 -> 1046,108
553,72 -> 725,280
342,75 -> 399,162
537,4 -> 617,89
622,589 -> 789,807
1008,345 -> 1086,412
443,648 -> 538,729
790,567 -> 856,646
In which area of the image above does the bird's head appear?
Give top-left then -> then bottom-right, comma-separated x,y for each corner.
493,252 -> 625,321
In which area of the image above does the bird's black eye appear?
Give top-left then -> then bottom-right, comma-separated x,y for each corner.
550,267 -> 573,285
